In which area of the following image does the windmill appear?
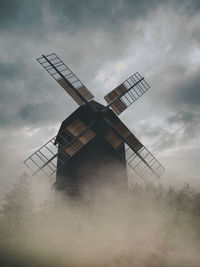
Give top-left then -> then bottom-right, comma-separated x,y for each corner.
24,53 -> 165,196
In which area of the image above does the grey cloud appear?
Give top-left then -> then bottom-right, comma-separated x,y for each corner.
167,111 -> 198,125
0,63 -> 20,103
0,63 -> 18,79
48,0 -> 150,32
0,0 -> 199,132
0,0 -> 199,35
19,103 -> 51,124
139,109 -> 200,153
0,59 -> 75,129
167,110 -> 200,142
49,0 -> 200,30
0,0 -> 44,34
0,0 -> 20,29
138,124 -> 177,152
173,70 -> 200,107
151,65 -> 200,113
153,130 -> 177,152
0,0 -> 153,34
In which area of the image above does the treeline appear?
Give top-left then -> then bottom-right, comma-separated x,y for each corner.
129,182 -> 200,215
1,173 -> 200,217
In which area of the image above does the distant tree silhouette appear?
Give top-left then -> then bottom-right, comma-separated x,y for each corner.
0,173 -> 33,249
1,172 -> 33,219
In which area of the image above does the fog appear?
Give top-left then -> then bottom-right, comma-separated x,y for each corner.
0,170 -> 200,267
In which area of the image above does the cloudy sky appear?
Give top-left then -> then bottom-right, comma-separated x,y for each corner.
0,0 -> 200,197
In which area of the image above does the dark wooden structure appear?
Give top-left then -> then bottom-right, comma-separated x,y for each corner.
55,100 -> 127,196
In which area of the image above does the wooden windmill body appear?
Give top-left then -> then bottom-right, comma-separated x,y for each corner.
55,101 -> 128,195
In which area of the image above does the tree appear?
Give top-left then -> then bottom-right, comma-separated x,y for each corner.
1,172 -> 33,218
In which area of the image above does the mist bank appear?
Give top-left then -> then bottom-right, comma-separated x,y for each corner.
0,176 -> 200,267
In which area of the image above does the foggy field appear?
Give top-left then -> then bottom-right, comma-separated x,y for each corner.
0,0 -> 200,266
0,176 -> 200,267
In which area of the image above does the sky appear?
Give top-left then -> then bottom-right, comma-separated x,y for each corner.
0,0 -> 200,197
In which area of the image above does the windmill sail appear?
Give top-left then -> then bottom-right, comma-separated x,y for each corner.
104,121 -> 165,181
36,53 -> 94,105
24,120 -> 96,177
104,72 -> 150,115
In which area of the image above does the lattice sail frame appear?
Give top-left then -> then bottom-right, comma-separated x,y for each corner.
37,53 -> 94,105
104,72 -> 150,115
105,122 -> 165,181
24,120 -> 96,177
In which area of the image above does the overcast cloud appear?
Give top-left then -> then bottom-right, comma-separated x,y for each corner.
0,0 -> 200,198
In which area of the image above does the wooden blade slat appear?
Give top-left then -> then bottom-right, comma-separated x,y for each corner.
104,72 -> 150,115
37,53 -> 94,105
